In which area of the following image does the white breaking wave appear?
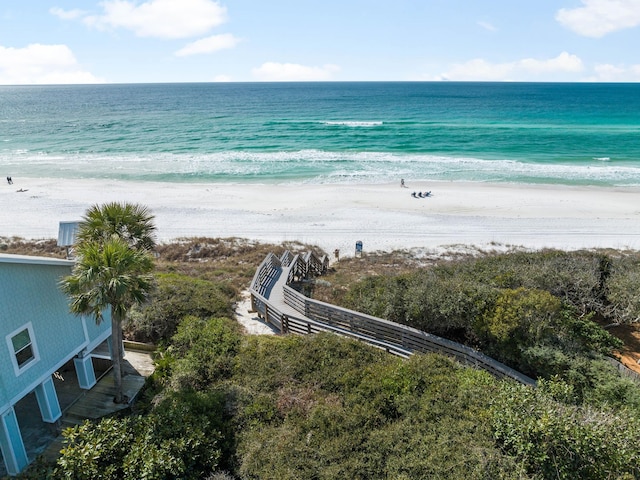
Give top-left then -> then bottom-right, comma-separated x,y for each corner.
2,149 -> 640,186
321,121 -> 383,127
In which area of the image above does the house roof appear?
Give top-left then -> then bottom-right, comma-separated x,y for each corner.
57,221 -> 79,247
0,253 -> 74,267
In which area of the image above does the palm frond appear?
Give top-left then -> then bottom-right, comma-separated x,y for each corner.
59,201 -> 157,404
77,202 -> 157,251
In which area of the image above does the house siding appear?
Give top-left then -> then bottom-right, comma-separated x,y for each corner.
0,254 -> 113,475
0,259 -> 110,410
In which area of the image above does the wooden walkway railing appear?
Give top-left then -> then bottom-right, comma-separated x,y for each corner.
249,251 -> 536,386
606,357 -> 640,385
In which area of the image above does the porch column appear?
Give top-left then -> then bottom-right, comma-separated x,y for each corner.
74,353 -> 97,389
34,376 -> 62,422
0,407 -> 28,476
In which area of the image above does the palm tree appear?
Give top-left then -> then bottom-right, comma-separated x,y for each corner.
60,203 -> 156,403
76,202 -> 156,251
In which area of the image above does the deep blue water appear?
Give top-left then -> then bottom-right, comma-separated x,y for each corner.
1,82 -> 639,185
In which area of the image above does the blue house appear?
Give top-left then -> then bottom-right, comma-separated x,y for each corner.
0,253 -> 111,475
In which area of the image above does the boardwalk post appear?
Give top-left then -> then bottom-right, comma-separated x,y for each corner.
281,315 -> 288,334
250,293 -> 257,313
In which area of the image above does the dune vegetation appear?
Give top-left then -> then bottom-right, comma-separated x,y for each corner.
7,238 -> 640,480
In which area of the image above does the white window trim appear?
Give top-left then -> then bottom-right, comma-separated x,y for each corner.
5,322 -> 40,376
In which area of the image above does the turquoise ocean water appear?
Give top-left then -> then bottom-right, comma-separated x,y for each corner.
1,82 -> 639,186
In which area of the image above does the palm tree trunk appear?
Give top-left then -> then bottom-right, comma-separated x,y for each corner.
111,311 -> 125,404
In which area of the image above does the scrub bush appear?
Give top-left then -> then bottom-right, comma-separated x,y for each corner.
492,379 -> 640,479
126,273 -> 235,344
55,391 -> 224,480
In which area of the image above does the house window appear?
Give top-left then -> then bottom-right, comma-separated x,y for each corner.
6,322 -> 39,375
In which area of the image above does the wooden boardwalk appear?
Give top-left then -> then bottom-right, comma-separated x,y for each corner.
269,264 -> 310,320
250,251 -> 536,386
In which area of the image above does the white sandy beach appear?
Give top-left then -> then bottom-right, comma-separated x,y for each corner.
2,177 -> 640,256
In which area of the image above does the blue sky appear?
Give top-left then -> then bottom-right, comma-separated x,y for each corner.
1,0 -> 639,84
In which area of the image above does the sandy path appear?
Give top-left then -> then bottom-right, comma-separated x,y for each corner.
234,290 -> 277,335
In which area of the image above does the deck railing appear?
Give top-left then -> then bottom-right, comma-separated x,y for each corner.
250,252 -> 282,296
249,251 -> 535,386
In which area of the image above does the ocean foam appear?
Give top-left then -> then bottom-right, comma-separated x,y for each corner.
2,149 -> 640,187
321,121 -> 383,127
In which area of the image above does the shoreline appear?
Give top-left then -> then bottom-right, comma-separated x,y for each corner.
2,177 -> 640,256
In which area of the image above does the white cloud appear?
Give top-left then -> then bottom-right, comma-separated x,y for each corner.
252,62 -> 340,81
432,52 -> 584,81
556,0 -> 640,38
593,63 -> 626,80
50,7 -> 86,20
213,74 -> 232,82
477,20 -> 497,32
519,52 -> 584,73
584,63 -> 640,81
0,44 -> 103,85
441,59 -> 511,81
83,0 -> 227,39
175,33 -> 240,56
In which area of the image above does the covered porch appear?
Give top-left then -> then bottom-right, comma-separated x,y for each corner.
0,344 -> 154,476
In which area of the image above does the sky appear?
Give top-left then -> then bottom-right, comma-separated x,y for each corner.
1,0 -> 640,84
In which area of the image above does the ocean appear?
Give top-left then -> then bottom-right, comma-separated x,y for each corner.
1,82 -> 639,186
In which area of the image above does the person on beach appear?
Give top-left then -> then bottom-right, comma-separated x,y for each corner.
400,178 -> 406,188
6,176 -> 12,185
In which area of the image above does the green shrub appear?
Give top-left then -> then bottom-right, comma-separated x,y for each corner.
605,255 -> 640,323
346,267 -> 497,343
403,270 -> 495,341
57,417 -> 134,480
477,288 -> 622,377
126,273 -> 235,344
467,250 -> 608,316
167,316 -> 242,390
55,391 -> 224,480
340,250 -> 627,381
478,287 -> 562,343
343,275 -> 400,319
578,359 -> 640,410
232,335 -> 527,479
492,379 -> 640,479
